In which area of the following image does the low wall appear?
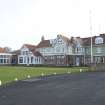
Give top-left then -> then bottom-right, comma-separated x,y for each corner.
89,63 -> 105,71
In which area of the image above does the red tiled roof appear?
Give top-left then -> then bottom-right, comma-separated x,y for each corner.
37,40 -> 52,48
60,35 -> 70,43
21,44 -> 42,57
24,44 -> 36,49
0,47 -> 7,53
22,44 -> 36,51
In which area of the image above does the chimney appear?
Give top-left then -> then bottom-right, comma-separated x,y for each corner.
41,35 -> 45,41
100,33 -> 105,36
76,36 -> 80,39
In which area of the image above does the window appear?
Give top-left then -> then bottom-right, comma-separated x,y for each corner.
7,55 -> 10,58
23,51 -> 25,55
37,58 -> 39,63
76,47 -> 81,53
86,48 -> 89,54
22,51 -> 28,55
95,57 -> 104,63
95,37 -> 103,44
26,51 -> 28,55
50,56 -> 53,60
82,48 -> 84,53
7,59 -> 9,63
4,55 -> 6,58
77,48 -> 79,52
62,56 -> 64,58
96,47 -> 102,53
50,56 -> 54,61
4,59 -> 6,64
19,57 -> 23,63
46,48 -> 50,52
39,57 -> 40,62
36,58 -> 38,63
31,57 -> 33,63
27,57 -> 29,63
34,58 -> 36,62
0,55 -> 3,58
24,57 -> 27,63
62,48 -> 65,52
0,59 -> 3,64
56,47 -> 60,52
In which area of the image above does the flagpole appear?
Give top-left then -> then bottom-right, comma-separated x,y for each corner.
89,10 -> 93,64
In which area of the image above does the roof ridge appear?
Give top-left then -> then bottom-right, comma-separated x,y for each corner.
24,44 -> 36,47
37,40 -> 52,48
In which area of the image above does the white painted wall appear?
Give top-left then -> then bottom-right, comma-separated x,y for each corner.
18,45 -> 43,65
0,53 -> 12,64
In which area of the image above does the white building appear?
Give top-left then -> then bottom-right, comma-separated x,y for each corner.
16,35 -> 89,66
36,35 -> 73,66
0,53 -> 12,64
18,44 -> 43,65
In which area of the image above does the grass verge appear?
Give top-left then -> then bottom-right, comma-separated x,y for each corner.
0,66 -> 88,84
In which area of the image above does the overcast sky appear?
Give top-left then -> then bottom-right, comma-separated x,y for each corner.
0,0 -> 105,50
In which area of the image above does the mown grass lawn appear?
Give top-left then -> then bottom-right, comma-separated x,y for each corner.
0,66 -> 88,84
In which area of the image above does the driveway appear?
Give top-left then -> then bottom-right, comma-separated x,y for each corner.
0,72 -> 105,105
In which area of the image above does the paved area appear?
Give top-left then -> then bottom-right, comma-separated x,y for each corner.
0,72 -> 105,105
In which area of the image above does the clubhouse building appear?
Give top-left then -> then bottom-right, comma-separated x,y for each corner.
1,33 -> 105,66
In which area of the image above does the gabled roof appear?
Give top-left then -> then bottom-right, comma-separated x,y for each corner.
0,47 -> 8,53
56,34 -> 72,46
20,44 -> 42,57
24,44 -> 36,49
0,47 -> 10,53
60,35 -> 70,43
22,44 -> 36,52
37,40 -> 52,48
82,37 -> 91,46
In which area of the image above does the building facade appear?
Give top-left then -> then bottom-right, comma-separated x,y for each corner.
36,35 -> 73,66
1,34 -> 105,66
83,34 -> 105,65
36,34 -> 105,66
18,44 -> 43,65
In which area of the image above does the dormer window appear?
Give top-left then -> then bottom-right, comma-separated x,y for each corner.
95,37 -> 103,44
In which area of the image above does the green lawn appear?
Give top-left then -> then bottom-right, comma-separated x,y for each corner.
0,66 -> 88,84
